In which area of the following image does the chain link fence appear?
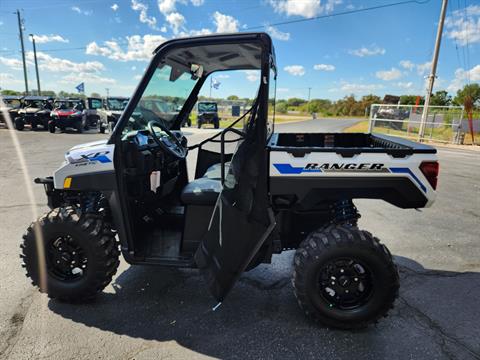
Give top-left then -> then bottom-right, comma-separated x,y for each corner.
367,104 -> 478,144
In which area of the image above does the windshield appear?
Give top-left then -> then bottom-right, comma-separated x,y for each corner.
4,99 -> 21,108
25,100 -> 44,108
124,64 -> 198,132
107,98 -> 129,111
54,101 -> 78,109
198,102 -> 217,112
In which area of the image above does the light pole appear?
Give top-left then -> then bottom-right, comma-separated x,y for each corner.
418,0 -> 448,140
16,10 -> 28,95
29,34 -> 41,95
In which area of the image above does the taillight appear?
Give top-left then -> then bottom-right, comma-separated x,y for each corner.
420,161 -> 439,190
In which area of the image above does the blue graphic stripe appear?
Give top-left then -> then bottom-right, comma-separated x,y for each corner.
88,155 -> 112,163
273,163 -> 322,174
389,167 -> 427,193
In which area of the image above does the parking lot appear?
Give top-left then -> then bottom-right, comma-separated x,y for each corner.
1,120 -> 479,360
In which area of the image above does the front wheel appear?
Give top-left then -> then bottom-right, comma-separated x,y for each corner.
21,207 -> 120,302
293,225 -> 399,329
48,120 -> 56,133
14,117 -> 25,131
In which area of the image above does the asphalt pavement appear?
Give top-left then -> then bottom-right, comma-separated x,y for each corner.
0,119 -> 479,360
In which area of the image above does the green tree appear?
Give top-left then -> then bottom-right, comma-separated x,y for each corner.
430,90 -> 451,106
400,95 -> 424,105
41,90 -> 57,97
1,89 -> 21,96
227,95 -> 239,100
453,83 -> 480,107
90,92 -> 101,98
275,102 -> 288,114
287,97 -> 306,107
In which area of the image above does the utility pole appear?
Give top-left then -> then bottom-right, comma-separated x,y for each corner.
16,9 -> 28,95
418,0 -> 448,140
29,34 -> 41,95
105,88 -> 110,97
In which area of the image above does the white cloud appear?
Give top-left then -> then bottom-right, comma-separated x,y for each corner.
30,34 -> 69,44
396,81 -> 413,89
399,60 -> 415,71
268,0 -> 341,18
86,34 -> 167,62
313,63 -> 335,71
131,0 -> 157,29
330,82 -> 383,93
445,5 -> 480,46
215,74 -> 230,79
266,26 -> 290,41
111,3 -> 119,11
166,12 -> 185,34
416,61 -> 431,75
244,70 -> 260,82
284,65 -> 305,76
0,56 -> 26,69
60,72 -> 116,85
447,64 -> 480,92
191,0 -> 204,5
158,0 -> 177,15
375,67 -> 402,81
348,45 -> 385,57
26,51 -> 105,73
0,73 -> 16,82
277,87 -> 289,92
213,11 -> 239,33
134,74 -> 142,80
71,6 -> 92,16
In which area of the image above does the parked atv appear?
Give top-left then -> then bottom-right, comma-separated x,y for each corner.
197,101 -> 219,128
14,96 -> 53,131
98,96 -> 129,132
84,97 -> 104,132
48,98 -> 87,133
22,33 -> 439,329
0,95 -> 23,127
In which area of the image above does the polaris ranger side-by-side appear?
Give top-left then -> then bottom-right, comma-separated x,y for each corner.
197,101 -> 220,128
22,33 -> 439,329
15,96 -> 53,131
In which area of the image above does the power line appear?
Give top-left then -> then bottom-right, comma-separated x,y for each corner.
245,0 -> 431,30
462,0 -> 471,84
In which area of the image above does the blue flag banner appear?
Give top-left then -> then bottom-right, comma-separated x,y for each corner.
212,79 -> 220,89
75,82 -> 85,93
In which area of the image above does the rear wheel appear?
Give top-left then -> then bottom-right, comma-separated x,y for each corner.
293,225 -> 399,329
214,117 -> 219,129
14,117 -> 24,131
197,119 -> 202,129
21,207 -> 120,302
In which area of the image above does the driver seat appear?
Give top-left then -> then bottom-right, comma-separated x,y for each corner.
180,162 -> 231,205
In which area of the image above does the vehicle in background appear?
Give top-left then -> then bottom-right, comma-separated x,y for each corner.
374,95 -> 409,130
98,96 -> 129,132
48,98 -> 86,133
197,101 -> 219,129
84,97 -> 104,132
14,96 -> 53,131
0,95 -> 24,127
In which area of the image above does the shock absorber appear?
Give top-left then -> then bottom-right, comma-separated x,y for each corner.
331,199 -> 360,227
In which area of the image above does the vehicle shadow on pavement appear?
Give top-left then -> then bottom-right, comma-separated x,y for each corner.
47,253 -> 480,359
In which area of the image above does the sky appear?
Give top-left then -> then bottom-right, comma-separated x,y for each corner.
0,0 -> 478,100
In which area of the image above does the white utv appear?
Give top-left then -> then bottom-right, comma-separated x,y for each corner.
22,33 -> 439,329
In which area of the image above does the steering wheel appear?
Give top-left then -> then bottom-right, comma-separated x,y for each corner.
147,120 -> 187,159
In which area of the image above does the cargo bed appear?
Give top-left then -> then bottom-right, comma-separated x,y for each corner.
268,132 -> 438,209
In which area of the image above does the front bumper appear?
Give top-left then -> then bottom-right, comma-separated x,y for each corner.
34,177 -> 62,209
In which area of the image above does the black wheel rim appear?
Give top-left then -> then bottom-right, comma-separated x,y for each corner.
317,258 -> 373,310
47,235 -> 88,281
